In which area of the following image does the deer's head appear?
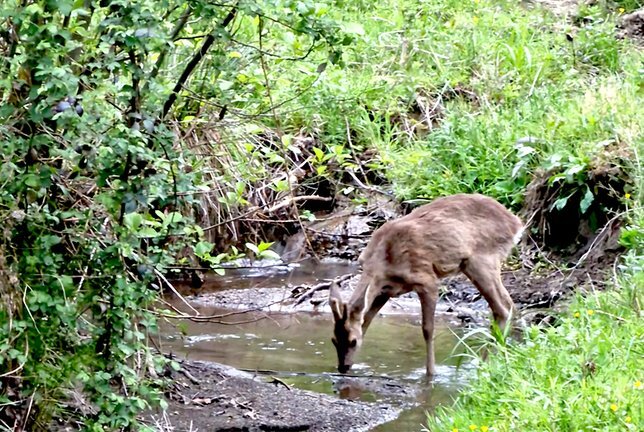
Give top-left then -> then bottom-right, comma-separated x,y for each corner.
329,229 -> 415,373
328,281 -> 364,373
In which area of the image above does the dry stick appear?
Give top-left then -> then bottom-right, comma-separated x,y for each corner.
344,117 -> 369,181
161,4 -> 238,119
256,17 -> 318,262
154,269 -> 199,315
268,376 -> 291,390
304,226 -> 369,239
155,295 -> 285,323
202,195 -> 330,232
566,210 -> 629,275
238,367 -> 396,381
293,273 -> 354,306
178,368 -> 201,385
149,4 -> 192,82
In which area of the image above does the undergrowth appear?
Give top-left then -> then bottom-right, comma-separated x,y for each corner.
425,249 -> 644,431
275,0 -> 643,208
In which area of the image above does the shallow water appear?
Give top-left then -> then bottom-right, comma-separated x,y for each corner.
174,259 -> 358,294
161,261 -> 475,431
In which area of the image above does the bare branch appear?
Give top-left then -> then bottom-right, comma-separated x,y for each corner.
162,4 -> 238,119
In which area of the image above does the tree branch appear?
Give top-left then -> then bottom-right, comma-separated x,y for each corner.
149,4 -> 193,82
161,5 -> 238,119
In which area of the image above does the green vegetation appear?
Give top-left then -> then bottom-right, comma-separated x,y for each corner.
426,254 -> 643,431
281,0 -> 643,207
0,1 -> 348,430
1,0 -> 642,430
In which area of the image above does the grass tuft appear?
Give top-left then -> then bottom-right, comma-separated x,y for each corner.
426,252 -> 644,431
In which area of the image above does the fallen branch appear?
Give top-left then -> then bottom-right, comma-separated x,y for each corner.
178,367 -> 201,385
203,194 -> 332,232
238,367 -> 396,381
267,376 -> 291,390
293,273 -> 354,306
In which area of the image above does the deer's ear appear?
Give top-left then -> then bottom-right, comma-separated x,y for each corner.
330,298 -> 343,322
329,282 -> 344,321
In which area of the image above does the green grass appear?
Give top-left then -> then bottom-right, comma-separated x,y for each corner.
273,0 -> 643,207
425,255 -> 644,431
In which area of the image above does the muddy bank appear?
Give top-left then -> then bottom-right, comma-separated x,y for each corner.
149,360 -> 401,432
179,257 -> 612,328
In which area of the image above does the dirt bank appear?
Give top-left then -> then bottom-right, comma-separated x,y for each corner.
147,360 -> 401,432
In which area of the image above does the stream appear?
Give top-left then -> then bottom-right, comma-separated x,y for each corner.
161,261 -> 477,431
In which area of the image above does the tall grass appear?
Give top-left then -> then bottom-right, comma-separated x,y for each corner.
425,250 -> 643,431
272,0 -> 643,207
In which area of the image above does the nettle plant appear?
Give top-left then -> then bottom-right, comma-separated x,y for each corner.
0,0 -> 347,429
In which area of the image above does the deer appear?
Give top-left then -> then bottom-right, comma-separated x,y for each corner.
329,193 -> 523,376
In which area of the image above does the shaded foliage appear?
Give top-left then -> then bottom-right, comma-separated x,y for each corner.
0,0 -> 347,429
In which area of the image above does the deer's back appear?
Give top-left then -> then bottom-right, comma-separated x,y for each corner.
362,194 -> 522,273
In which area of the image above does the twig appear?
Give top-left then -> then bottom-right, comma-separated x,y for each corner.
162,4 -> 238,118
178,367 -> 201,385
238,367 -> 395,380
202,194 -> 331,231
293,273 -> 354,306
566,210 -> 627,274
268,376 -> 291,390
154,269 -> 199,315
304,226 -> 370,239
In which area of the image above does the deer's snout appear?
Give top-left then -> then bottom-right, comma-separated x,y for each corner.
338,364 -> 352,374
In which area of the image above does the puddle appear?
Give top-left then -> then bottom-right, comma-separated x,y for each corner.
160,306 -> 474,431
160,259 -> 478,430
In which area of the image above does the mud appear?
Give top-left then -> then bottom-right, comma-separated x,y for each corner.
619,8 -> 644,43
149,360 -> 401,432
180,256 -> 611,329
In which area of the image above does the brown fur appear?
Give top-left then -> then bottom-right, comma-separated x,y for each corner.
329,194 -> 523,375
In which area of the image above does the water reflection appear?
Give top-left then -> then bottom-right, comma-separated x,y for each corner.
159,305 -> 475,431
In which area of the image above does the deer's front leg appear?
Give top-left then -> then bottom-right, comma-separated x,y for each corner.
417,288 -> 438,376
361,293 -> 389,333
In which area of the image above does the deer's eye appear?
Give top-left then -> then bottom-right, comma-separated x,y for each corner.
382,285 -> 394,292
349,339 -> 358,348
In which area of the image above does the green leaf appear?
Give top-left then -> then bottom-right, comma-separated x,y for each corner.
553,193 -> 572,211
312,147 -> 325,162
259,250 -> 280,260
257,241 -> 273,252
194,241 -> 213,257
123,213 -> 143,230
579,187 -> 594,214
245,243 -> 259,255
24,174 -> 41,188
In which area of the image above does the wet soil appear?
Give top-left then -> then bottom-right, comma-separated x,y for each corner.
149,360 -> 400,432
155,301 -> 473,432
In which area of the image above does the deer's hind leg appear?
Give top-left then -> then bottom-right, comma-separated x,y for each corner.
461,255 -> 512,329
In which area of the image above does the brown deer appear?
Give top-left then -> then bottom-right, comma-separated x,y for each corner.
329,193 -> 523,376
